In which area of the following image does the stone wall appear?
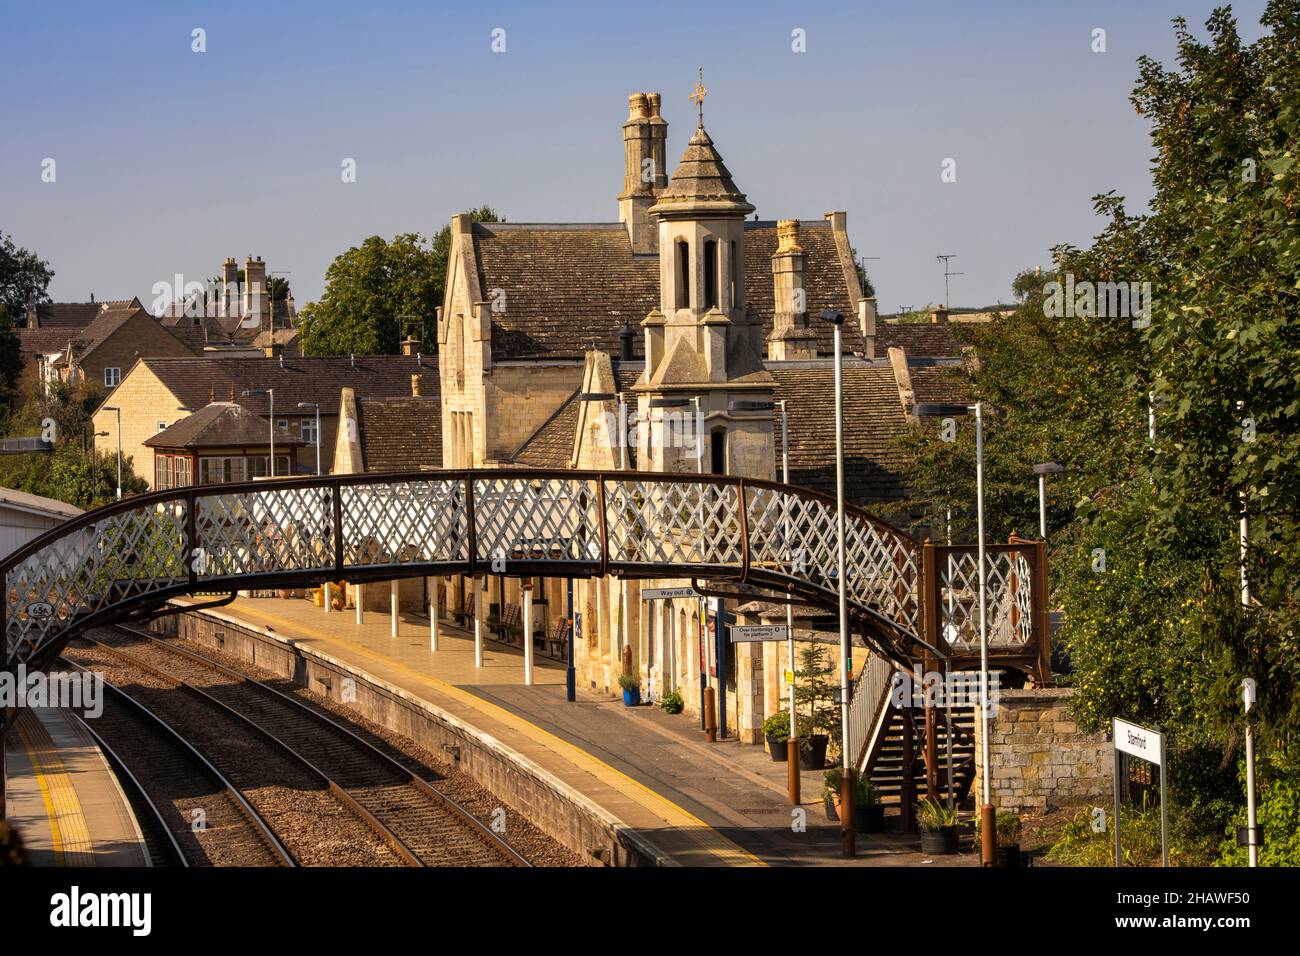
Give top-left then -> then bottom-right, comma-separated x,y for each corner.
971,687 -> 1111,813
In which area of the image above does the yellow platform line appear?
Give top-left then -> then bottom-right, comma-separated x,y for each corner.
222,601 -> 764,866
15,712 -> 97,867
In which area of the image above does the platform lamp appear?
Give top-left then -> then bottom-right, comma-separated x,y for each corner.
730,398 -> 801,805
1032,461 -> 1066,540
915,399 -> 996,865
242,387 -> 275,477
815,308 -> 855,857
100,405 -> 123,499
298,402 -> 322,475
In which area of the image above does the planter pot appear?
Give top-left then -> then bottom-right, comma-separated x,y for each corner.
622,688 -> 641,707
798,734 -> 829,770
920,826 -> 959,855
995,844 -> 1021,868
856,804 -> 885,834
824,795 -> 838,822
766,735 -> 789,762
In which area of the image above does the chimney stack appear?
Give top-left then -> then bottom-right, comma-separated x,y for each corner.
767,220 -> 818,361
859,297 -> 878,360
402,333 -> 421,356
411,373 -> 422,397
619,321 -> 636,361
221,257 -> 239,318
243,256 -> 268,329
931,304 -> 950,325
619,92 -> 665,254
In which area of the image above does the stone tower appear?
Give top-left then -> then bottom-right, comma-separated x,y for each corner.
638,109 -> 774,478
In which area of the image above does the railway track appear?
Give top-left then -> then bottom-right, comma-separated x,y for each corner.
68,626 -> 528,867
56,660 -> 294,867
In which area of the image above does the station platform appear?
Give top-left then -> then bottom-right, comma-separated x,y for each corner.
3,705 -> 150,867
190,595 -> 974,867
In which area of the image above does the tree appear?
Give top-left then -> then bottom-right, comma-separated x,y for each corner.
897,3 -> 1300,857
0,230 -> 55,405
299,207 -> 500,357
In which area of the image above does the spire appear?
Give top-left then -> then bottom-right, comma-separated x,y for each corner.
649,124 -> 754,219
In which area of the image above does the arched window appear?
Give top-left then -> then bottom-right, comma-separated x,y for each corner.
676,240 -> 690,309
703,240 -> 718,309
729,240 -> 738,309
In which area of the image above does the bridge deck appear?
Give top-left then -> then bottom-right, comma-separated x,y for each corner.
186,595 -> 976,867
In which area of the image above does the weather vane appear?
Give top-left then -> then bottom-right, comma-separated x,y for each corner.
690,66 -> 708,127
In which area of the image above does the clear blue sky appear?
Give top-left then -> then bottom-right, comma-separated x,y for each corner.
0,0 -> 1270,312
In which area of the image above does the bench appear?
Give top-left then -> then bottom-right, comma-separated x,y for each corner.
545,618 -> 572,661
452,591 -> 476,628
492,603 -> 521,644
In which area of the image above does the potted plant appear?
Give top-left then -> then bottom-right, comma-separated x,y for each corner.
618,673 -> 641,707
659,690 -> 684,714
856,779 -> 885,833
916,797 -> 960,855
762,711 -> 791,762
994,811 -> 1022,867
794,644 -> 836,770
822,769 -> 886,832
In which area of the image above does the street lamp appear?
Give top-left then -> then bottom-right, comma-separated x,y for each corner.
818,308 -> 854,857
298,402 -> 322,475
101,405 -> 122,499
915,399 -> 995,864
243,387 -> 275,477
1032,461 -> 1066,540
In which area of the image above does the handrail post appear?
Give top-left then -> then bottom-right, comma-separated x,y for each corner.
1033,537 -> 1050,684
332,484 -> 344,575
185,490 -> 198,590
736,479 -> 750,583
464,474 -> 478,576
596,475 -> 609,577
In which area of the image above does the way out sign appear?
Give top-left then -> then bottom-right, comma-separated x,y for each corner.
729,624 -> 788,643
642,587 -> 699,601
1112,717 -> 1168,867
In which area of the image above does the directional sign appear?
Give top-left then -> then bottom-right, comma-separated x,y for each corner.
1113,717 -> 1164,765
642,587 -> 699,601
729,624 -> 789,643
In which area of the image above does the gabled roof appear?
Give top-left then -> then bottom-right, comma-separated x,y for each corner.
471,218 -> 865,362
128,355 -> 438,417
509,390 -> 580,468
356,395 -> 442,472
145,402 -> 304,450
51,304 -> 196,367
26,299 -> 138,329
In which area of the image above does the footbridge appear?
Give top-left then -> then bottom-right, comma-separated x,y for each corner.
2,469 -> 1048,689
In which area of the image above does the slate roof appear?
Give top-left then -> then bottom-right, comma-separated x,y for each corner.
876,322 -> 962,358
25,300 -> 137,329
356,396 -> 442,472
472,219 -> 864,361
145,402 -> 304,450
509,391 -> 580,468
130,355 -> 438,416
50,304 -> 197,367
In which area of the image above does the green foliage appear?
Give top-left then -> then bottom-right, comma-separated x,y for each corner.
0,444 -> 146,511
897,5 -> 1300,843
761,710 -> 790,739
299,207 -> 500,357
617,672 -> 640,692
793,643 -> 839,744
1219,749 -> 1300,866
821,768 -> 879,806
659,689 -> 684,714
0,230 -> 55,406
915,796 -> 959,832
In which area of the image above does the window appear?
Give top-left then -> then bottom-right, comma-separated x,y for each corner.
104,367 -> 122,388
157,422 -> 167,433
675,240 -> 690,309
730,240 -> 738,308
276,419 -> 288,431
300,417 -> 318,446
154,454 -> 192,489
710,427 -> 726,475
703,240 -> 717,309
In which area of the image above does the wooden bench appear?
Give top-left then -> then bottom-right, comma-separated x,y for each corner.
452,591 -> 475,628
492,603 -> 521,644
545,618 -> 572,661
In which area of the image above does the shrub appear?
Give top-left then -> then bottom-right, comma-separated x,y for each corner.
659,690 -> 684,714
761,711 -> 790,739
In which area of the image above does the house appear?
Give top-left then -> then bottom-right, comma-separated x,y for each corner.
46,302 -> 201,393
144,402 -> 304,488
92,353 -> 437,489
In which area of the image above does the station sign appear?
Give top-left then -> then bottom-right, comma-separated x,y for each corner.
1113,717 -> 1164,765
642,587 -> 699,601
729,624 -> 789,643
